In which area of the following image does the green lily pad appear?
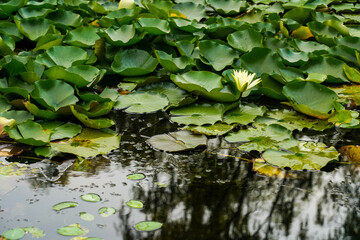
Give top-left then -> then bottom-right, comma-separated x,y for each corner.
98,207 -> 116,217
199,40 -> 238,71
81,193 -> 101,202
50,122 -> 82,141
126,200 -> 144,209
35,46 -> 88,68
137,82 -> 195,108
343,64 -> 360,83
263,142 -> 339,170
80,212 -> 95,221
24,101 -> 62,120
261,109 -> 333,131
14,17 -> 53,41
182,122 -> 234,136
127,173 -> 145,180
207,0 -> 248,15
46,9 -> 82,29
223,104 -> 266,125
148,130 -> 207,152
170,102 -> 228,125
138,18 -> 170,35
64,27 -> 100,48
300,56 -> 348,83
282,81 -> 338,119
240,47 -> 285,76
31,80 -> 78,111
0,110 -> 34,124
44,65 -> 106,88
111,49 -> 158,76
22,227 -> 45,238
171,71 -> 238,102
100,24 -> 145,46
134,221 -> 163,231
3,228 -> 25,240
227,29 -> 263,52
70,105 -> 114,129
53,201 -> 79,211
0,34 -> 15,56
50,128 -> 120,158
114,91 -> 169,114
5,121 -> 52,146
173,2 -> 206,21
225,124 -> 295,152
155,50 -> 194,73
34,34 -> 63,51
277,48 -> 309,66
57,224 -> 86,236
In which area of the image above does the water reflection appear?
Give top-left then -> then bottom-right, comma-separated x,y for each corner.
0,111 -> 359,240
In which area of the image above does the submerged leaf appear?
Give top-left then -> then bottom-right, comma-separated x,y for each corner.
148,130 -> 207,152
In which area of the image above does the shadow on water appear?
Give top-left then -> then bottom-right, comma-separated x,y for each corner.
0,110 -> 360,240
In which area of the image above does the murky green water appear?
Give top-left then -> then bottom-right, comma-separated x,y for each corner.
1,111 -> 360,240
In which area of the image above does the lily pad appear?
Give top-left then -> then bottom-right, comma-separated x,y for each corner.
64,27 -> 100,48
227,29 -> 263,52
31,80 -> 78,111
115,91 -> 169,114
282,81 -> 338,119
15,17 -> 53,41
199,40 -> 238,71
173,2 -> 206,21
207,0 -> 248,15
127,173 -> 145,180
148,130 -> 207,152
79,212 -> 95,221
0,110 -> 34,124
111,49 -> 158,76
53,201 -> 79,211
126,200 -> 144,209
134,221 -> 163,231
155,50 -> 194,73
100,25 -> 145,46
50,128 -> 120,158
98,207 -> 116,217
22,227 -> 45,238
5,121 -> 52,146
225,124 -> 296,152
81,193 -> 101,202
3,228 -> 25,240
171,71 -> 238,102
50,123 -> 82,141
137,18 -> 170,35
170,102 -> 228,125
263,142 -> 339,170
182,123 -> 234,136
71,105 -> 115,129
223,104 -> 266,125
57,224 -> 86,236
35,46 -> 88,68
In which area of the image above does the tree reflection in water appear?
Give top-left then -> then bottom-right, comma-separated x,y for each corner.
0,111 -> 359,240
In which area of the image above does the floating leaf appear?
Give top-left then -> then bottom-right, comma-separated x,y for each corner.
182,123 -> 234,136
134,221 -> 163,231
22,227 -> 45,238
227,29 -> 263,52
263,142 -> 339,170
199,40 -> 238,71
127,173 -> 145,180
343,64 -> 360,83
282,81 -> 338,119
71,105 -> 114,129
148,130 -> 207,152
53,201 -> 79,211
79,212 -> 95,221
5,121 -> 51,146
290,26 -> 314,40
170,102 -> 228,126
126,200 -> 143,209
35,46 -> 88,68
154,50 -> 194,73
173,2 -> 206,21
111,49 -> 158,76
34,34 -> 63,51
57,224 -> 86,236
50,128 -> 120,158
98,207 -> 116,217
114,91 -> 169,114
223,104 -> 266,125
81,193 -> 101,202
64,27 -> 100,48
225,124 -> 297,152
50,123 -> 82,141
15,17 -> 53,41
171,71 -> 238,102
137,18 -> 170,35
0,110 -> 34,124
31,80 -> 78,111
3,228 -> 25,240
100,25 -> 145,46
277,48 -> 309,66
253,158 -> 288,178
207,0 -> 248,15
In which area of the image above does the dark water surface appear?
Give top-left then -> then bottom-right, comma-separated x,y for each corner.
0,111 -> 359,240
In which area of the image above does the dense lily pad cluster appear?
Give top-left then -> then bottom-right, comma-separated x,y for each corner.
0,0 -> 359,169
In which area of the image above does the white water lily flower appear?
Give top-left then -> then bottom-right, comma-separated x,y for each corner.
231,69 -> 261,93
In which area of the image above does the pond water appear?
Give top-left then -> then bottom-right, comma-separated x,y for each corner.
0,111 -> 360,240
